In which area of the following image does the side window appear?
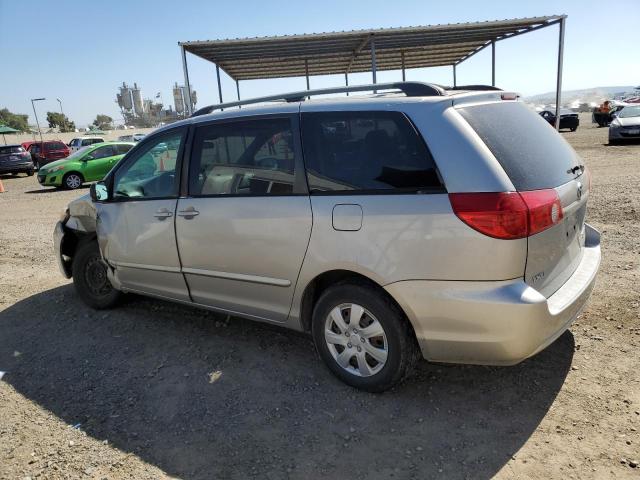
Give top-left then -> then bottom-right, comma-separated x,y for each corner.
301,111 -> 443,193
115,144 -> 133,155
112,130 -> 184,199
89,145 -> 115,159
81,139 -> 91,146
189,118 -> 296,196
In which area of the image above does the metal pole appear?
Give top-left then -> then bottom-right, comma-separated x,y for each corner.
216,64 -> 223,111
401,51 -> 406,81
554,18 -> 566,131
305,59 -> 310,90
345,72 -> 349,96
491,41 -> 496,87
453,64 -> 457,87
57,98 -> 65,132
30,99 -> 44,145
236,80 -> 241,109
180,45 -> 193,115
370,35 -> 377,88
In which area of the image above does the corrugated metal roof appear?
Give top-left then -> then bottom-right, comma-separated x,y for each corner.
180,16 -> 564,81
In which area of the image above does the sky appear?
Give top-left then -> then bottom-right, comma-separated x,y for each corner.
1,0 -> 639,127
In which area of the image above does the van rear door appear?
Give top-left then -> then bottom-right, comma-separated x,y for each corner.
458,101 -> 589,297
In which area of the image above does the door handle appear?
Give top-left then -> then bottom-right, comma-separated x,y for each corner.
177,207 -> 199,219
154,208 -> 173,220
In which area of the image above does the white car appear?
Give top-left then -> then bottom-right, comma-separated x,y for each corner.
68,136 -> 104,152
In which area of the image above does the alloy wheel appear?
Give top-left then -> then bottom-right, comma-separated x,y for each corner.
65,174 -> 82,189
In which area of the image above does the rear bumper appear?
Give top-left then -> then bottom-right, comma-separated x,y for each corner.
0,162 -> 33,173
385,224 -> 601,365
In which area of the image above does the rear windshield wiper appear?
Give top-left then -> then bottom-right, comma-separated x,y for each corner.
567,164 -> 585,175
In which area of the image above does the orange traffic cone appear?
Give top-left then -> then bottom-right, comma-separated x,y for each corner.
0,179 -> 5,193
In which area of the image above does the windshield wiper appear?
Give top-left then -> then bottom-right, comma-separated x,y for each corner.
567,164 -> 585,175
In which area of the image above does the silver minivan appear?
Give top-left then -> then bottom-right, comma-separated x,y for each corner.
54,82 -> 601,392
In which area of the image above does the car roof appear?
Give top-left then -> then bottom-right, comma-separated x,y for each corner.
0,144 -> 22,148
153,89 -> 506,135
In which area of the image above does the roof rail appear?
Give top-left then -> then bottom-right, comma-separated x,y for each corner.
448,85 -> 503,91
191,81 -> 446,117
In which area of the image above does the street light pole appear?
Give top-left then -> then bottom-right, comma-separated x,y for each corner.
31,98 -> 45,145
57,98 -> 66,131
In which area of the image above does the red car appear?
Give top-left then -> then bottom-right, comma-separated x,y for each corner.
28,140 -> 70,169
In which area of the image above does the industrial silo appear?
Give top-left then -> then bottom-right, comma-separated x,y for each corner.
132,83 -> 144,117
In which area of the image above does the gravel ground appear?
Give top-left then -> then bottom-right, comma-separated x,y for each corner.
1,114 -> 639,479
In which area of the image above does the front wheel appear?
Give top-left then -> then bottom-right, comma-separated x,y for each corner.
26,170 -> 34,176
63,172 -> 83,189
72,241 -> 122,309
312,282 -> 419,392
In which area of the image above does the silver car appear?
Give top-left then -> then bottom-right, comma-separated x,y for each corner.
54,82 -> 601,392
609,105 -> 640,144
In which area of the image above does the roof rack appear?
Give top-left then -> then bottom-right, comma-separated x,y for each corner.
449,85 -> 503,91
191,81 -> 446,117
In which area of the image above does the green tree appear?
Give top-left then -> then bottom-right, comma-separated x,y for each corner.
0,108 -> 29,132
46,111 -> 76,132
92,114 -> 113,130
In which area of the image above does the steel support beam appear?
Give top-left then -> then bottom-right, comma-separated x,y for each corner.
216,64 -> 223,111
370,35 -> 377,85
491,40 -> 495,86
305,59 -> 310,90
401,51 -> 406,81
453,64 -> 457,87
554,17 -> 565,130
236,80 -> 241,108
180,45 -> 193,115
345,72 -> 349,96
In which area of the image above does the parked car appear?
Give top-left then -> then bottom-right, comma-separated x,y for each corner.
539,109 -> 579,131
37,142 -> 134,189
20,140 -> 36,152
117,133 -> 145,142
54,82 -> 601,392
0,144 -> 34,176
28,140 -> 70,169
609,105 -> 640,144
68,136 -> 104,152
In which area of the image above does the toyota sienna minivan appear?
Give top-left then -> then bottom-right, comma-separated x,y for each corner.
54,82 -> 601,392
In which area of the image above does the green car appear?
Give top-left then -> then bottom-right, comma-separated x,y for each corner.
37,142 -> 135,189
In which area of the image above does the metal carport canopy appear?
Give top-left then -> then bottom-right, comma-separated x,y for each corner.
178,14 -> 567,128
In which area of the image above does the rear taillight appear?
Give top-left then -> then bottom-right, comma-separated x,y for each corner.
449,189 -> 563,240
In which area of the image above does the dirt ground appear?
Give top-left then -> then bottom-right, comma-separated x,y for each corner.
1,113 -> 639,479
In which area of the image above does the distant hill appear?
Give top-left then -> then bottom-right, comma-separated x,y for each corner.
525,86 -> 637,106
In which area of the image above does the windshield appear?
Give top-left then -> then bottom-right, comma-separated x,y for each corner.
619,106 -> 640,118
65,146 -> 92,160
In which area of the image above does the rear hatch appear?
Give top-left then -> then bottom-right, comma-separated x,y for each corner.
458,101 -> 589,298
45,142 -> 68,160
0,146 -> 31,166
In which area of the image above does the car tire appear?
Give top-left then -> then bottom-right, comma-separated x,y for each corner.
311,282 -> 419,392
570,127 -> 577,132
72,241 -> 122,310
27,170 -> 34,176
11,172 -> 18,176
63,172 -> 83,190
609,139 -> 620,146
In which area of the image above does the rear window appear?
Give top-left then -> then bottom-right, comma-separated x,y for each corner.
301,111 -> 443,193
45,142 -> 66,151
458,102 -> 582,190
0,146 -> 25,154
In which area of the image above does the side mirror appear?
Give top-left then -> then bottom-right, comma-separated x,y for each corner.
611,112 -> 618,118
90,181 -> 109,202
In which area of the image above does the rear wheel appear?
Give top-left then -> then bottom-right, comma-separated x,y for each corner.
63,172 -> 83,189
72,241 -> 122,309
570,127 -> 577,132
26,170 -> 34,176
312,282 -> 419,392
